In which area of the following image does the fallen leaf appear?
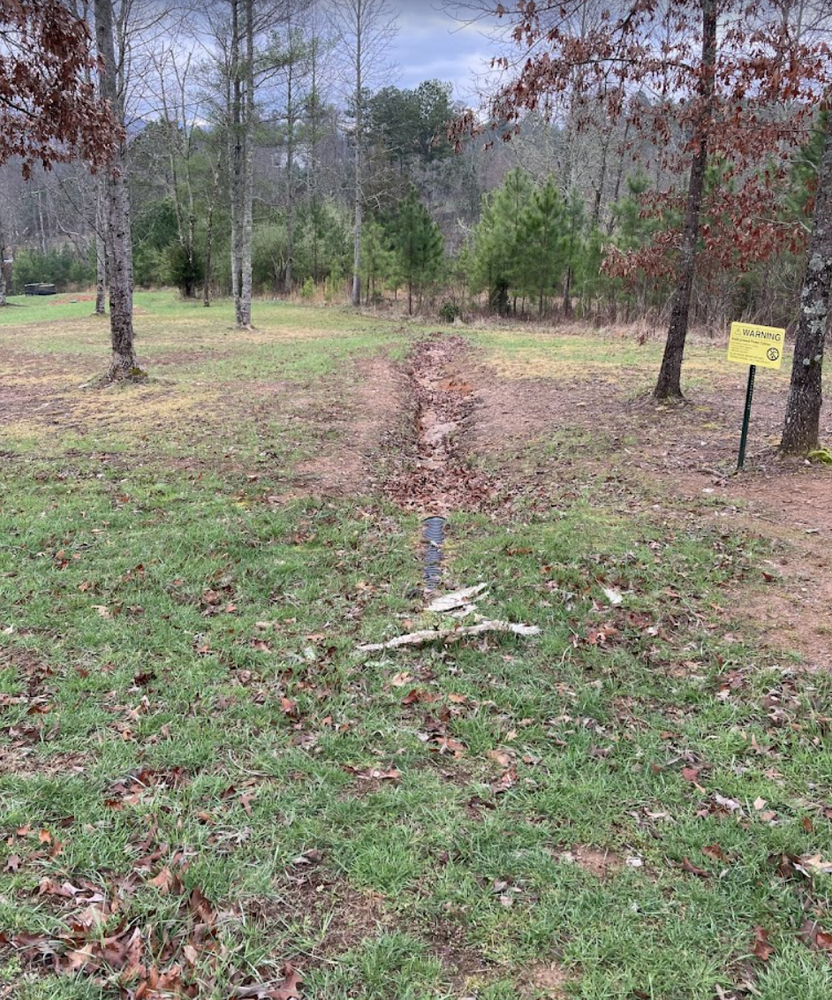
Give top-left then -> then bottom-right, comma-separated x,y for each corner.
148,866 -> 175,894
799,919 -> 832,954
751,926 -> 774,961
672,856 -> 710,878
799,854 -> 832,876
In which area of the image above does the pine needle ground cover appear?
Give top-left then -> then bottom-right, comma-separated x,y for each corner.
1,293 -> 831,1000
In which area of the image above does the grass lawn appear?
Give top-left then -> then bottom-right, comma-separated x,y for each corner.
1,292 -> 832,999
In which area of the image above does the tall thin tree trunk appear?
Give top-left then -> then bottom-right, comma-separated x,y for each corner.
608,119 -> 632,235
37,189 -> 47,254
351,4 -> 363,308
238,0 -> 254,327
284,20 -> 296,294
0,243 -> 7,307
204,161 -> 219,307
204,203 -> 215,307
562,265 -> 573,318
229,0 -> 242,311
780,109 -> 832,454
93,0 -> 137,379
653,0 -> 716,399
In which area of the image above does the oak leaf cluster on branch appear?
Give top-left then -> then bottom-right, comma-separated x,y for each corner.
0,0 -> 120,175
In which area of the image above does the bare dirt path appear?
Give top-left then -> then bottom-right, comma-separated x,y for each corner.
292,352 -> 410,497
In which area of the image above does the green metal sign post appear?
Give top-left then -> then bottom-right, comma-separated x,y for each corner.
736,364 -> 756,471
727,322 -> 785,473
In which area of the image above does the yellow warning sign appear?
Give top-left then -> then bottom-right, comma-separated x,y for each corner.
727,322 -> 785,370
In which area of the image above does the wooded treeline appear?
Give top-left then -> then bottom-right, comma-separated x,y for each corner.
2,0 -> 823,328
2,0 -> 832,450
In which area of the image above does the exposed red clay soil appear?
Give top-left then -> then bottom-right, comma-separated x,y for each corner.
521,961 -> 573,998
559,845 -> 624,879
466,347 -> 832,670
384,335 -> 494,514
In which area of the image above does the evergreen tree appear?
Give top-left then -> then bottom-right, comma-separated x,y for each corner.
392,187 -> 444,314
468,168 -> 533,315
521,177 -> 566,316
360,215 -> 396,303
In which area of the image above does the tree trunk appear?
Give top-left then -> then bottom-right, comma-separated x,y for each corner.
562,265 -> 573,318
0,245 -> 7,307
93,0 -> 137,379
204,193 -> 215,307
229,0 -> 243,314
653,0 -> 716,399
95,180 -> 107,316
284,23 -> 295,294
237,0 -> 254,327
351,15 -> 363,308
608,118 -> 632,235
780,109 -> 832,454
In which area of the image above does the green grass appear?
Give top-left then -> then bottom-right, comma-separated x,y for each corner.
1,294 -> 831,999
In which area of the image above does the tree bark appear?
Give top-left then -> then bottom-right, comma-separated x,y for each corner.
351,4 -> 363,308
562,265 -> 573,318
780,109 -> 832,454
94,178 -> 107,315
284,18 -> 296,294
239,0 -> 254,325
93,0 -> 137,379
203,158 -> 220,307
653,0 -> 717,399
229,0 -> 242,310
228,0 -> 254,328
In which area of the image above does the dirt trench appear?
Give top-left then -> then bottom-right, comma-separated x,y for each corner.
384,335 -> 493,516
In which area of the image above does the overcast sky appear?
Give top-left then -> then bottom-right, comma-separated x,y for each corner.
388,1 -> 506,101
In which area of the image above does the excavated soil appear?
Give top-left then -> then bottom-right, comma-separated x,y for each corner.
374,334 -> 830,672
384,335 -> 494,514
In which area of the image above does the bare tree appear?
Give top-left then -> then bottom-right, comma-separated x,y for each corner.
94,0 -> 139,378
329,0 -> 397,307
155,47 -> 202,297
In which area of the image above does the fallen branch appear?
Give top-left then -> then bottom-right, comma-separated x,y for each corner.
359,619 -> 540,651
425,583 -> 489,613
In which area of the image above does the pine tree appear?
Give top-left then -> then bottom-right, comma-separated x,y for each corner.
393,187 -> 444,315
468,168 -> 533,315
521,177 -> 566,316
360,215 -> 395,304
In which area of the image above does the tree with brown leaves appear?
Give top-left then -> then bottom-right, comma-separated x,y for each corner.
0,0 -> 118,176
467,0 -> 832,398
0,0 -> 129,372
